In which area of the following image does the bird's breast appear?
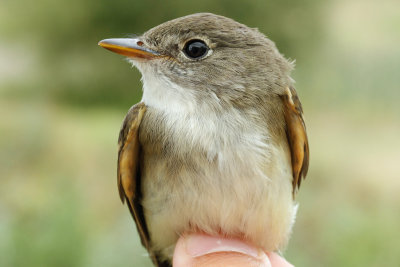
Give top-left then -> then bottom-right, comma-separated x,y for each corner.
138,106 -> 295,260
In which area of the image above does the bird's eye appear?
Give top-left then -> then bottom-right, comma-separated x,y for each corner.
183,40 -> 209,59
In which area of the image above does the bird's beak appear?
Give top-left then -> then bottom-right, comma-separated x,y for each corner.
98,38 -> 160,59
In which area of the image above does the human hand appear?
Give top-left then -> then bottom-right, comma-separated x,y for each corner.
173,234 -> 293,267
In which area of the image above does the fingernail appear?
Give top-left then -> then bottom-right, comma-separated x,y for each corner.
185,234 -> 262,259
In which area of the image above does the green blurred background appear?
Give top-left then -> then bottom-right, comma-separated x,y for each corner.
1,0 -> 399,266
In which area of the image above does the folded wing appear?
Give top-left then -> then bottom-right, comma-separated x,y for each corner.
280,87 -> 309,195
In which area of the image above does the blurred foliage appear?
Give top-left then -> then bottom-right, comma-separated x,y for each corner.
1,0 -> 400,266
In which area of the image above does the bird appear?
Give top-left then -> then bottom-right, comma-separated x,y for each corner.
99,13 -> 309,267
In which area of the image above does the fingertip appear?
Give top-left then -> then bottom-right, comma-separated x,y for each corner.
267,252 -> 294,267
173,234 -> 272,267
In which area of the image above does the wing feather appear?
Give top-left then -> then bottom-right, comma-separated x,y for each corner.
280,87 -> 309,196
117,103 -> 151,252
117,102 -> 171,267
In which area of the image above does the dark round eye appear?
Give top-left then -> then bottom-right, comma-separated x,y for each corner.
183,40 -> 209,59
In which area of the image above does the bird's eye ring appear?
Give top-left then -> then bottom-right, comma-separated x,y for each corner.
183,39 -> 209,59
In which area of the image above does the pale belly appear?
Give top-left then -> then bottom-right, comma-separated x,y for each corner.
140,140 -> 296,261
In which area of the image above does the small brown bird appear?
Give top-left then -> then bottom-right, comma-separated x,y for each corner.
99,13 -> 309,267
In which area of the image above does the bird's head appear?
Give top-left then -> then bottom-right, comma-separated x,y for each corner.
99,13 -> 293,112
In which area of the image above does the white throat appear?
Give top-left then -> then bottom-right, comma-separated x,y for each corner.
140,67 -> 198,114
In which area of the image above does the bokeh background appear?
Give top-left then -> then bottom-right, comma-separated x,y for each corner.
1,0 -> 399,266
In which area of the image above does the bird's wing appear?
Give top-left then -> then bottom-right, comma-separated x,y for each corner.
118,103 -> 172,267
117,102 -> 152,253
280,86 -> 309,195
